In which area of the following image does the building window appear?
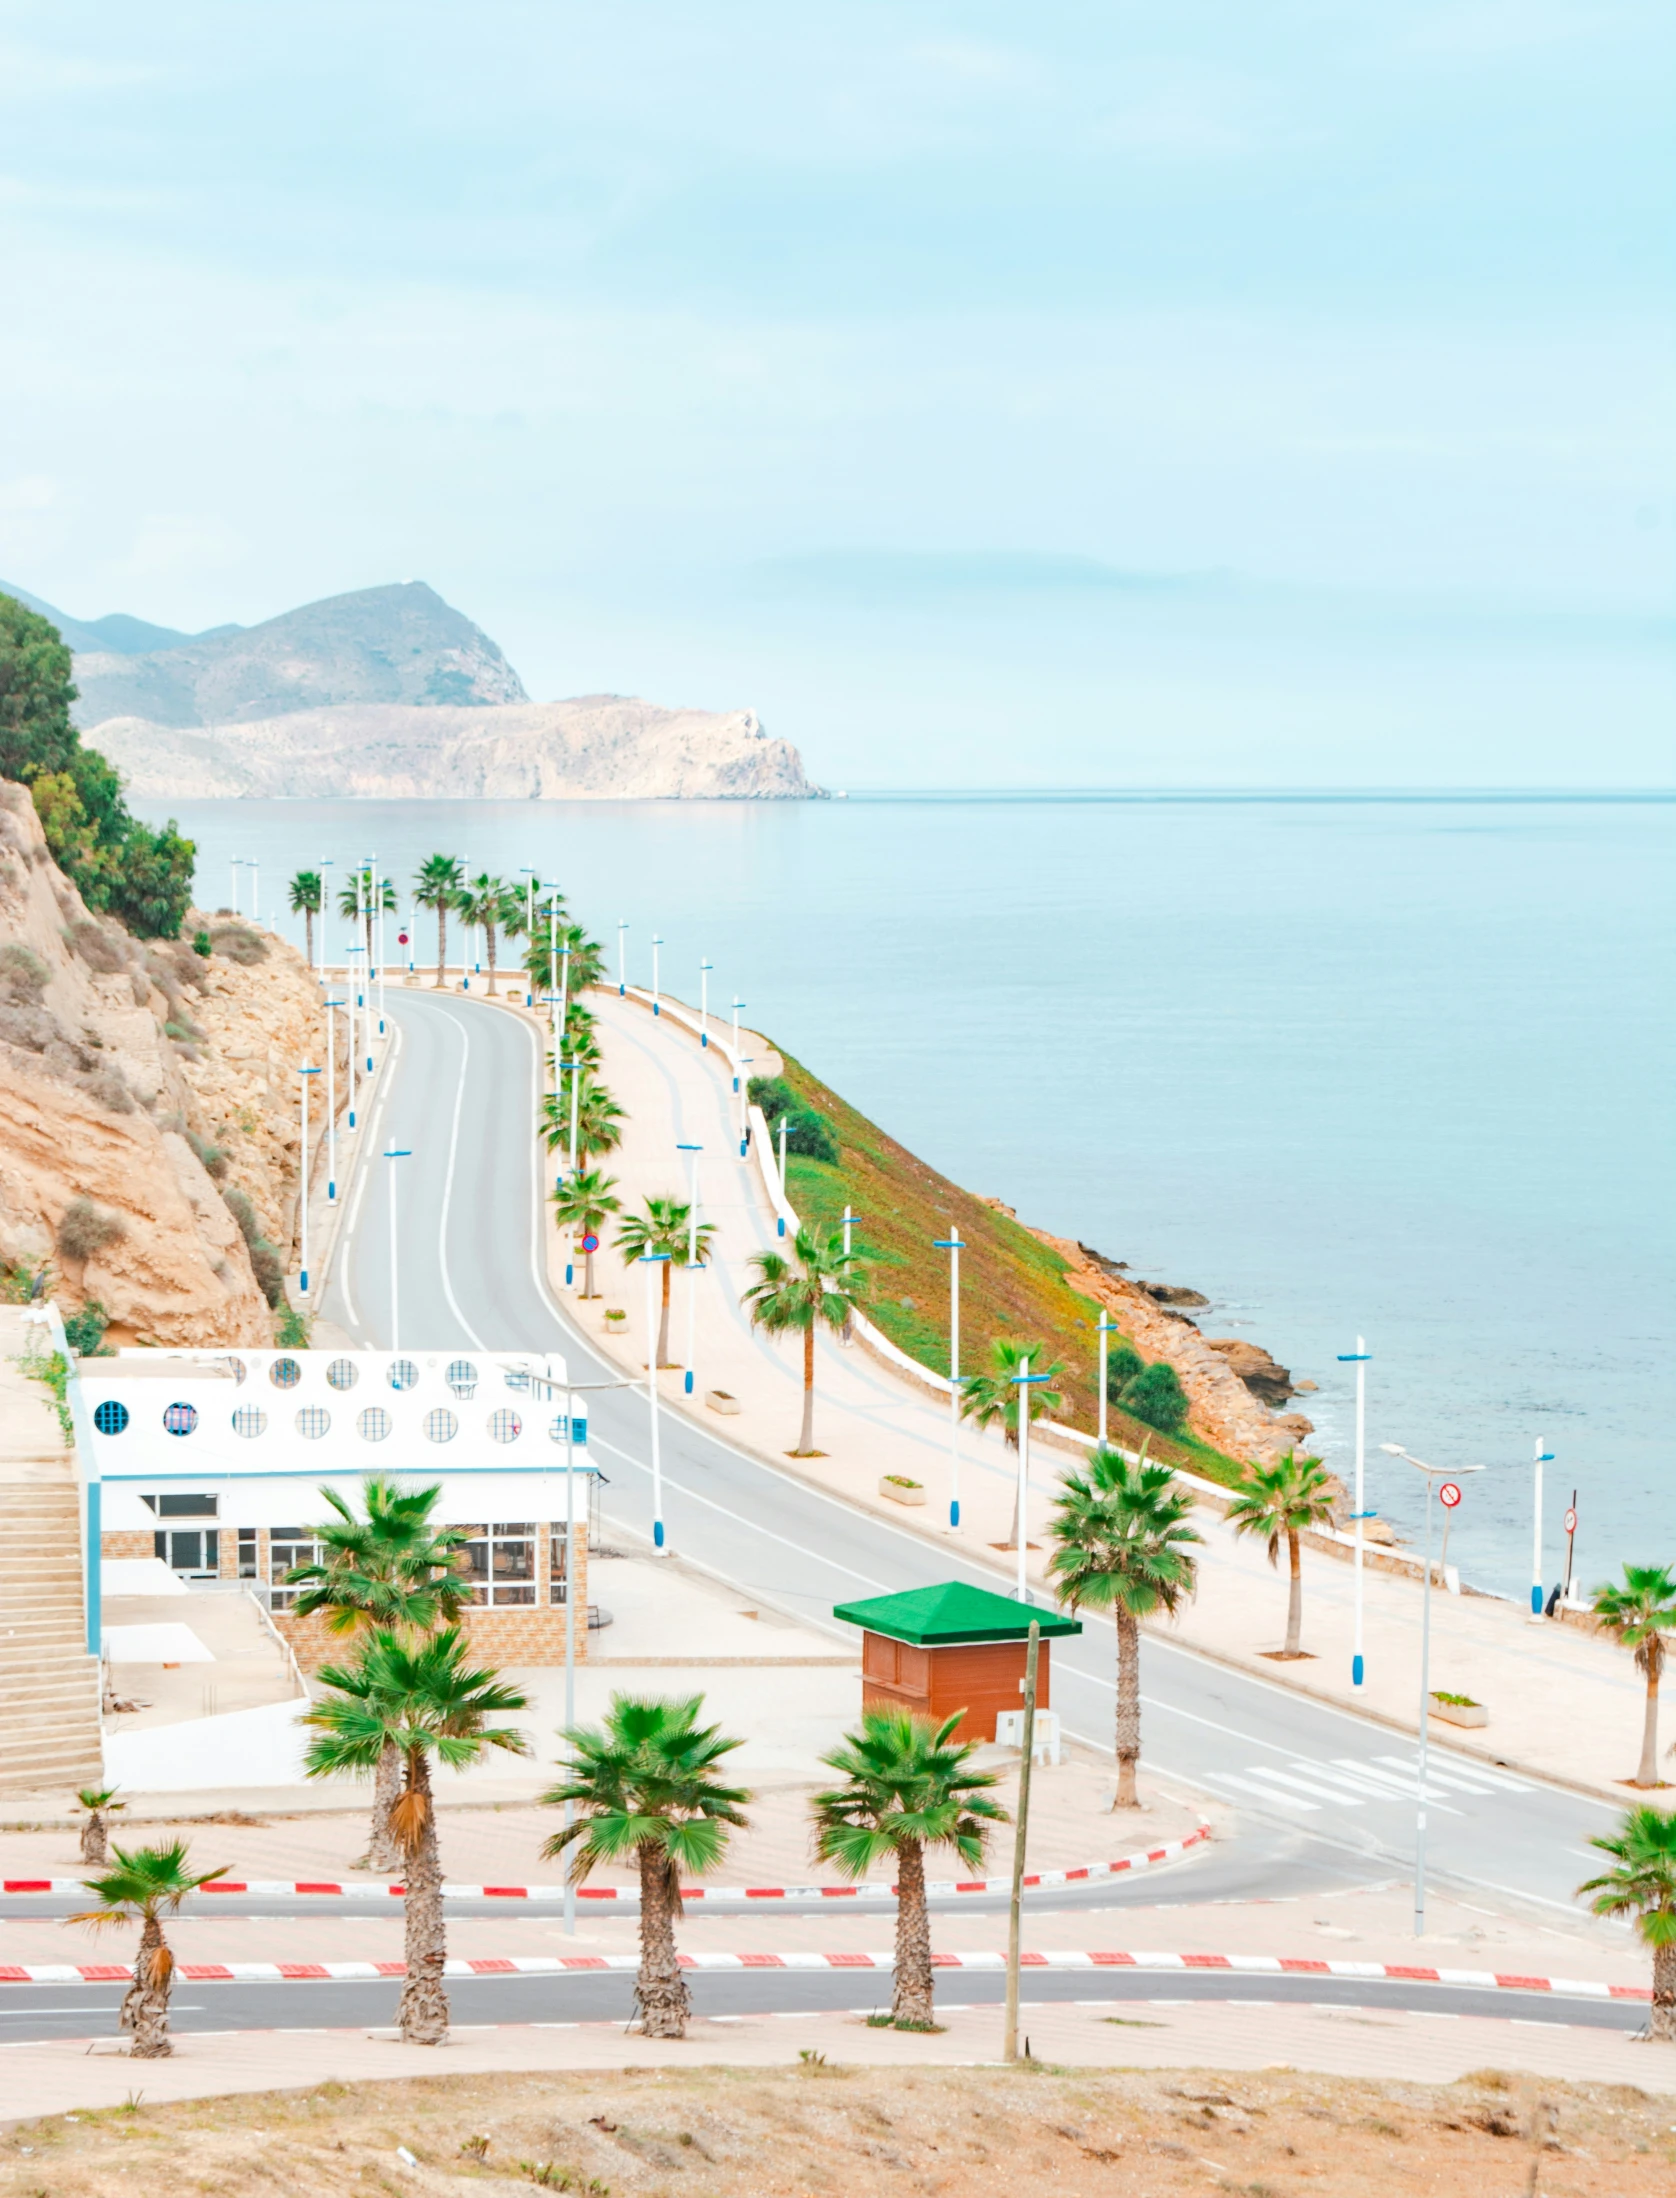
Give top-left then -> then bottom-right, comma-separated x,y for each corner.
423,1407 -> 457,1444
459,1522 -> 536,1606
232,1405 -> 267,1438
155,1527 -> 219,1576
502,1365 -> 531,1393
446,1358 -> 478,1398
270,1356 -> 303,1389
237,1526 -> 258,1580
269,1528 -> 323,1610
486,1408 -> 522,1444
162,1401 -> 199,1436
295,1406 -> 331,1439
325,1357 -> 359,1392
547,1413 -> 586,1446
388,1357 -> 420,1391
549,1525 -> 570,1604
93,1399 -> 129,1436
357,1406 -> 392,1442
141,1492 -> 218,1518
222,1356 -> 248,1386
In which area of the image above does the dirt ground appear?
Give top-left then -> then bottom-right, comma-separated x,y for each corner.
2,2062 -> 1672,2196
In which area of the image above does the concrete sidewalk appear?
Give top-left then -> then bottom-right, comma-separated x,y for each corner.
524,984 -> 1664,1813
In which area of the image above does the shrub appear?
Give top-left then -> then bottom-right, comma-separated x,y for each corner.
209,923 -> 266,965
81,1064 -> 134,1114
191,930 -> 212,958
64,920 -> 130,974
222,1184 -> 284,1305
62,1299 -> 110,1355
1119,1358 -> 1191,1435
748,1074 -> 840,1163
221,1186 -> 261,1248
0,942 -> 49,1001
274,1302 -> 310,1347
57,1197 -> 126,1264
1103,1341 -> 1146,1402
181,1124 -> 228,1179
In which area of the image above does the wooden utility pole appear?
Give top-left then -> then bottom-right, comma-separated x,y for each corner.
1003,1617 -> 1041,2062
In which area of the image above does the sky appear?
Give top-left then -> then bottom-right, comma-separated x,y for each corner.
0,2 -> 1671,786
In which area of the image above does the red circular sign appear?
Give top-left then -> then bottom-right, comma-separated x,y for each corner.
398,930 -> 409,946
580,1232 -> 599,1253
1438,1482 -> 1462,1509
1564,1507 -> 1577,1535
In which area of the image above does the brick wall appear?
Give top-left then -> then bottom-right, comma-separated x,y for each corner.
101,1530 -> 153,1561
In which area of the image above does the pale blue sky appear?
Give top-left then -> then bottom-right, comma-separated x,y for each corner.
1,3 -> 1671,783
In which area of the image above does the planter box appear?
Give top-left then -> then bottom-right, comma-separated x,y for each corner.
1429,1695 -> 1487,1728
705,1389 -> 741,1416
879,1476 -> 926,1507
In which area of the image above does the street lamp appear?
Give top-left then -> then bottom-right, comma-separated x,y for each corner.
934,1229 -> 966,1528
519,869 -> 537,1005
323,996 -> 346,1201
230,857 -> 243,916
296,1064 -> 320,1296
677,1142 -> 702,1395
699,959 -> 713,1046
1530,1434 -> 1554,1618
555,1057 -> 584,1186
730,999 -> 744,1091
317,859 -> 334,983
1378,1442 -> 1484,1937
775,1115 -> 789,1235
1011,1357 -> 1054,1604
617,918 -> 628,997
650,934 -> 663,1016
737,1056 -> 753,1157
639,1253 -> 671,1549
1095,1313 -> 1120,1450
383,1147 -> 411,1350
345,947 -> 364,1129
248,858 -> 259,924
1338,1337 -> 1373,1685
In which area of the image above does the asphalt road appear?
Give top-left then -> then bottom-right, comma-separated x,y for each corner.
319,987 -> 1620,1928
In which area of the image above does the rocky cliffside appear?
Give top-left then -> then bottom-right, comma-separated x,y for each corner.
0,784 -> 325,1345
89,693 -> 819,801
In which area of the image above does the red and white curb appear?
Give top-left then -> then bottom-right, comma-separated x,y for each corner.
0,1952 -> 1648,1998
0,1826 -> 1209,1905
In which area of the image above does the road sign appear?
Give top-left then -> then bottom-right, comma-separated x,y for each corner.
1438,1482 -> 1462,1510
398,929 -> 409,946
1564,1506 -> 1577,1535
581,1232 -> 599,1253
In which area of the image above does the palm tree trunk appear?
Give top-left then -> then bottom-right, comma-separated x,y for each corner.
304,909 -> 314,967
1652,1939 -> 1676,2042
1635,1667 -> 1660,1787
797,1322 -> 816,1453
657,1264 -> 672,1368
1285,1530 -> 1303,1655
435,905 -> 447,988
367,1740 -> 403,1872
890,1838 -> 935,2026
123,1916 -> 173,2058
485,925 -> 498,996
1004,1436 -> 1023,1549
396,1755 -> 449,2045
635,1844 -> 690,2038
583,1245 -> 596,1298
80,1811 -> 106,1865
1114,1606 -> 1142,1807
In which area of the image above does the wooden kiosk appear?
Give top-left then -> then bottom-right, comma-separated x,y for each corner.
833,1581 -> 1082,1744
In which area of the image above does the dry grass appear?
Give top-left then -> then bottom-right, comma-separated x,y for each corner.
4,2063 -> 1672,2196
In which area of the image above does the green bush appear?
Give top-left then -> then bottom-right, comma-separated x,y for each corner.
1119,1358 -> 1191,1435
62,1299 -> 110,1355
192,930 -> 212,957
748,1075 -> 839,1163
1103,1341 -> 1145,1402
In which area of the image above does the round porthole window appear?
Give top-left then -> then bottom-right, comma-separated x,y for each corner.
162,1401 -> 198,1436
270,1356 -> 302,1390
231,1406 -> 268,1438
223,1356 -> 248,1386
325,1358 -> 359,1392
295,1406 -> 331,1440
502,1365 -> 530,1392
445,1358 -> 478,1398
93,1399 -> 129,1436
388,1357 -> 420,1392
423,1407 -> 458,1444
357,1406 -> 392,1443
487,1408 -> 522,1444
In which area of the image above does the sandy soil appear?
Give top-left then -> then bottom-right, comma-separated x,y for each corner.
3,2063 -> 1673,2195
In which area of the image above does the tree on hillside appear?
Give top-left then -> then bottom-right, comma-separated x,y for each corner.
617,1195 -> 718,1368
287,870 -> 323,965
741,1224 -> 869,1456
1048,1444 -> 1200,1807
1592,1565 -> 1676,1788
1578,1805 -> 1676,2040
1226,1451 -> 1336,1659
811,1710 -> 1006,2029
541,1693 -> 750,2041
552,1168 -> 622,1298
414,854 -> 463,986
454,872 -> 517,995
71,1839 -> 228,2057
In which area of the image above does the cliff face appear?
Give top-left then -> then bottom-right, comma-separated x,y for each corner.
0,784 -> 325,1345
87,694 -> 819,801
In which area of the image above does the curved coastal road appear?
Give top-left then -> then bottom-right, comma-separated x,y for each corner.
318,987 -> 1619,1929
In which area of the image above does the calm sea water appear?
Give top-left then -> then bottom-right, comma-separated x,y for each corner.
145,792 -> 1676,1600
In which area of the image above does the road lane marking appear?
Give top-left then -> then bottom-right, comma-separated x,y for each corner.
437,1012 -> 487,1348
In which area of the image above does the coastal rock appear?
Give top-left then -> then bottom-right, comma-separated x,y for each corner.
1141,1280 -> 1210,1307
90,694 -> 819,802
1205,1337 -> 1301,1408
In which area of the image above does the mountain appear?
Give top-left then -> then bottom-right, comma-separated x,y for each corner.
91,697 -> 818,802
9,580 -> 529,727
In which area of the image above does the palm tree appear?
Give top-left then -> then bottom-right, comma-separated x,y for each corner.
573,1076 -> 626,1168
618,1196 -> 718,1369
552,1168 -> 622,1298
336,866 -> 397,975
561,926 -> 608,993
959,1337 -> 1068,1547
1226,1451 -> 1336,1658
1048,1445 -> 1201,1806
1592,1565 -> 1676,1787
74,1784 -> 124,1865
286,869 -> 322,966
414,854 -> 463,987
70,1840 -> 228,2057
283,1477 -> 472,1870
1579,1805 -> 1676,2039
811,1710 -> 1007,2029
521,898 -> 570,997
741,1224 -> 869,1455
454,872 -> 517,996
540,1693 -> 749,2040
304,1628 -> 530,2045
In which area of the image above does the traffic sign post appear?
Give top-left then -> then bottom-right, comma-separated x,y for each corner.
580,1232 -> 599,1254
1563,1495 -> 1579,1606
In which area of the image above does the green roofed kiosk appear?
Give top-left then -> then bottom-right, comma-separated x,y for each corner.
832,1582 -> 1081,1746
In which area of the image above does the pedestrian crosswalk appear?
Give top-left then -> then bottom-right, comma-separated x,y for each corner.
1202,1751 -> 1530,1815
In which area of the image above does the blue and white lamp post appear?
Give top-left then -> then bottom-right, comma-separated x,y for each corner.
699,959 -> 713,1045
296,1064 -> 320,1296
383,1146 -> 411,1350
1338,1337 -> 1373,1685
519,869 -> 537,1005
737,1057 -> 753,1158
555,1059 -> 584,1189
1011,1356 -> 1054,1603
731,999 -> 744,1091
677,1142 -> 702,1394
316,859 -> 333,983
1530,1434 -> 1554,1617
650,934 -> 663,1015
934,1229 -> 966,1527
617,919 -> 628,996
1095,1313 -> 1120,1449
775,1116 -> 789,1235
230,857 -> 243,916
639,1252 -> 671,1548
323,997 -> 345,1201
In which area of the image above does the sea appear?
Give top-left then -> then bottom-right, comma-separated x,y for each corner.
140,791 -> 1676,1603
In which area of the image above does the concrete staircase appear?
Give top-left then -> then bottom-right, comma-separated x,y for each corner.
0,1482 -> 103,1794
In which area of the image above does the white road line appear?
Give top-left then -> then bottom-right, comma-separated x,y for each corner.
1239,1766 -> 1364,1809
1200,1774 -> 1319,1813
437,1011 -> 487,1349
